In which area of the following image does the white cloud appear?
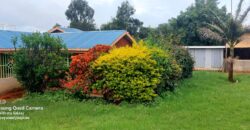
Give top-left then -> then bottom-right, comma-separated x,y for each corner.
0,0 -> 249,32
89,0 -> 116,5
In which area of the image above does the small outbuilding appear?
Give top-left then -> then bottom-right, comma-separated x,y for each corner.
186,46 -> 225,70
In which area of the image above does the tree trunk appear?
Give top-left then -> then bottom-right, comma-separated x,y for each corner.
228,58 -> 234,82
228,46 -> 234,82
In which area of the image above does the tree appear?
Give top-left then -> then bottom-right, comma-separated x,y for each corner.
198,0 -> 250,82
157,0 -> 230,46
53,23 -> 61,28
65,0 -> 96,31
101,1 -> 143,37
13,33 -> 68,92
137,27 -> 155,39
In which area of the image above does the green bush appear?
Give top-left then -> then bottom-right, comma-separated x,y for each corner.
145,36 -> 194,79
172,46 -> 194,78
13,33 -> 68,93
92,44 -> 161,102
150,47 -> 182,93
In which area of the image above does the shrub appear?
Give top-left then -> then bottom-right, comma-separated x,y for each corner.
171,46 -> 194,78
92,44 -> 162,102
149,47 -> 182,93
64,45 -> 111,93
14,33 -> 68,93
145,37 -> 194,79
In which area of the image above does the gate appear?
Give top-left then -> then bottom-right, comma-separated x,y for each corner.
0,54 -> 14,78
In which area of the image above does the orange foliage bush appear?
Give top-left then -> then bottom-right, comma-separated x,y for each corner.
63,45 -> 111,93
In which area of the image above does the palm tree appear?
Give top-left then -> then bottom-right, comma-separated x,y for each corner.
199,0 -> 250,82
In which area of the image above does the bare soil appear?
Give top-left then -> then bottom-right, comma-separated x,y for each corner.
0,77 -> 23,99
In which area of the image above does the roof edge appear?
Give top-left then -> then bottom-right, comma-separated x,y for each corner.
111,31 -> 135,46
48,27 -> 64,33
184,46 -> 226,49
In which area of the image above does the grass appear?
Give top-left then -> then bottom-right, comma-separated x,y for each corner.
1,71 -> 250,130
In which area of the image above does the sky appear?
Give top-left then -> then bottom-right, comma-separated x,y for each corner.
0,0 -> 249,32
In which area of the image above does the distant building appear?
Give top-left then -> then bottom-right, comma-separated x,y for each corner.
225,33 -> 250,59
186,46 -> 225,70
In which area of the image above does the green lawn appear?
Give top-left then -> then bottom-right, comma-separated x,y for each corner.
1,71 -> 250,130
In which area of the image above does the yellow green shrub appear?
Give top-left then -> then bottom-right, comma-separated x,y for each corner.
92,44 -> 161,102
92,42 -> 182,102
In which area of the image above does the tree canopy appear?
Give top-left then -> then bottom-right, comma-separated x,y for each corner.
198,0 -> 250,82
199,0 -> 250,56
156,0 -> 230,45
65,0 -> 96,31
101,1 -> 143,37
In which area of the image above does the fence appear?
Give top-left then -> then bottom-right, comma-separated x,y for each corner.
0,54 -> 14,78
0,53 -> 71,79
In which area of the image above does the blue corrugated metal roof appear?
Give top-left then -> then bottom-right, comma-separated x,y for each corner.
0,30 -> 126,49
0,30 -> 30,48
61,28 -> 83,33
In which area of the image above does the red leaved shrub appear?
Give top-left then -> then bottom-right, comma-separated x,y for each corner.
63,45 -> 111,93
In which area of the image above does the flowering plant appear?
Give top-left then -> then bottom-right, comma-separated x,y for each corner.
63,45 -> 111,94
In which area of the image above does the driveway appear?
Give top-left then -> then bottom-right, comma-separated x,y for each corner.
0,77 -> 21,95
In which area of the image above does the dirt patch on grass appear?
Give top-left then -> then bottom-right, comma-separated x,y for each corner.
0,88 -> 25,100
0,77 -> 24,100
0,77 -> 21,95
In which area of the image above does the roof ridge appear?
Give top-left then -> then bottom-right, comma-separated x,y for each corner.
86,30 -> 126,32
0,29 -> 127,33
52,30 -> 127,34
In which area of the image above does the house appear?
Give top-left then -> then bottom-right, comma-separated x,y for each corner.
0,27 -> 135,78
48,27 -> 83,33
0,27 -> 134,53
226,33 -> 250,59
226,33 -> 250,72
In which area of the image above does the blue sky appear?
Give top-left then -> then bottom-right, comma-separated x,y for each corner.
0,0 -> 249,32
